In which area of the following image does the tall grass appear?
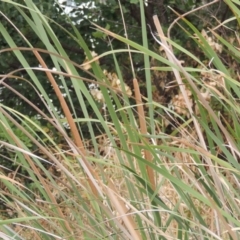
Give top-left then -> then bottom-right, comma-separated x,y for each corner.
0,1 -> 240,239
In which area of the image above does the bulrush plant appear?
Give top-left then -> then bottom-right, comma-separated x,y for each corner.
0,1 -> 240,239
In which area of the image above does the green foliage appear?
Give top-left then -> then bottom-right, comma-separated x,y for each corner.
0,0 -> 233,121
1,1 -> 240,239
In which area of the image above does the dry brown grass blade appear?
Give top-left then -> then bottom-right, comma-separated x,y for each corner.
154,19 -> 237,153
33,51 -> 85,154
106,180 -> 141,240
0,90 -> 93,194
133,78 -> 155,190
0,49 -> 104,198
0,174 -> 26,189
33,50 -> 99,197
153,16 -> 237,240
0,109 -> 73,234
152,14 -> 226,195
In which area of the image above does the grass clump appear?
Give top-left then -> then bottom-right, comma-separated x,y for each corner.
0,1 -> 240,239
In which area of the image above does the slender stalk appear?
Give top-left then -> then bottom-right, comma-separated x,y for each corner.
133,78 -> 155,190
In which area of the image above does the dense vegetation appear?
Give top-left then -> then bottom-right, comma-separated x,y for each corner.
0,0 -> 240,239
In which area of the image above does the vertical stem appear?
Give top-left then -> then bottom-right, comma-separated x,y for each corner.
133,78 -> 155,190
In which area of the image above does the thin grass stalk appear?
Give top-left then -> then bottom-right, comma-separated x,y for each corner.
153,15 -> 230,213
139,0 -> 154,136
133,78 -> 155,190
155,16 -> 229,237
153,16 -> 204,151
106,180 -> 141,240
0,110 -> 78,183
153,15 -> 239,239
167,0 -> 219,39
33,50 -> 100,197
32,50 -> 85,154
0,108 -> 74,234
117,0 -> 135,78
